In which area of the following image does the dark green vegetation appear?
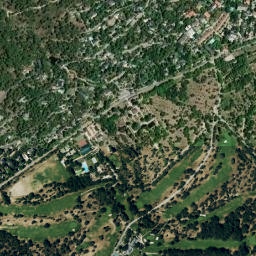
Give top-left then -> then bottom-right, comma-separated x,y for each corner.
0,0 -> 202,164
143,79 -> 188,104
217,52 -> 256,146
99,114 -> 119,135
0,0 -> 256,255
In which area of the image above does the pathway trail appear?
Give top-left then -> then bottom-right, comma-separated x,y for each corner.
112,58 -> 224,256
10,0 -> 60,17
0,128 -> 81,189
111,118 -> 217,255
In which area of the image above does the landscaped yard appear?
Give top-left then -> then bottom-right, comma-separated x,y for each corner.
32,161 -> 70,185
8,155 -> 71,198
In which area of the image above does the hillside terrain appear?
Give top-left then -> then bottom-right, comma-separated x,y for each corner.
0,0 -> 256,256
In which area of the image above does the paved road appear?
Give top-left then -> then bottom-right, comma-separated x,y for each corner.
111,84 -> 220,255
105,57 -> 217,116
0,147 -> 57,189
112,120 -> 217,255
0,126 -> 82,189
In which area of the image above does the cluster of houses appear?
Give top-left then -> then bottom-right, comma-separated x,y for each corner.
0,147 -> 37,182
179,0 -> 255,47
59,121 -> 111,178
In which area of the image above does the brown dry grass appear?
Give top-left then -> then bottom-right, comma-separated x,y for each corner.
0,91 -> 7,104
188,69 -> 219,114
8,155 -> 58,199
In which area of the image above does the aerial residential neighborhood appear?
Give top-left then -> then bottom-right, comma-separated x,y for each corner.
0,0 -> 256,255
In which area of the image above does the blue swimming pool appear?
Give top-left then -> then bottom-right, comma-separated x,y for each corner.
82,162 -> 89,173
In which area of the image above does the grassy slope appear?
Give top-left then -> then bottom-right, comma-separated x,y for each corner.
88,207 -> 111,234
0,192 -> 79,216
136,147 -> 203,208
197,196 -> 243,222
164,132 -> 236,218
33,161 -> 70,184
5,220 -> 80,242
141,239 -> 240,253
96,230 -> 120,256
173,239 -> 240,250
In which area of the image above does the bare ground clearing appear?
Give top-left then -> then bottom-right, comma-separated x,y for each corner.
8,155 -> 60,199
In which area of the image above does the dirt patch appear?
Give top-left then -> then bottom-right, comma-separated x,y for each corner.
8,155 -> 59,199
0,91 -> 7,103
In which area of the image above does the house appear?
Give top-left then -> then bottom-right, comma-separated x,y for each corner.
84,122 -> 103,142
77,139 -> 88,149
237,5 -> 248,12
214,0 -> 222,8
184,10 -> 197,18
22,153 -> 29,162
91,157 -> 97,164
204,11 -> 211,19
185,25 -> 196,39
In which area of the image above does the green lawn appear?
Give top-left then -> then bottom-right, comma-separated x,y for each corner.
5,220 -> 80,242
142,239 -> 240,253
109,154 -> 121,168
173,239 -> 240,250
246,235 -> 256,246
164,133 -> 236,218
136,147 -> 203,209
33,161 -> 70,185
116,191 -> 133,219
76,242 -> 90,252
217,131 -> 236,147
0,192 -> 79,216
196,196 -> 243,223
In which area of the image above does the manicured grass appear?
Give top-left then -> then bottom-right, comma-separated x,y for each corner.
32,161 -> 71,186
0,192 -> 79,216
109,154 -> 121,168
136,147 -> 203,209
246,235 -> 256,246
196,196 -> 243,223
173,239 -> 240,250
187,192 -> 256,226
76,242 -> 90,252
164,134 -> 236,218
190,146 -> 203,163
217,131 -> 236,147
143,239 -> 240,253
5,220 -> 80,242
116,191 -> 133,219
